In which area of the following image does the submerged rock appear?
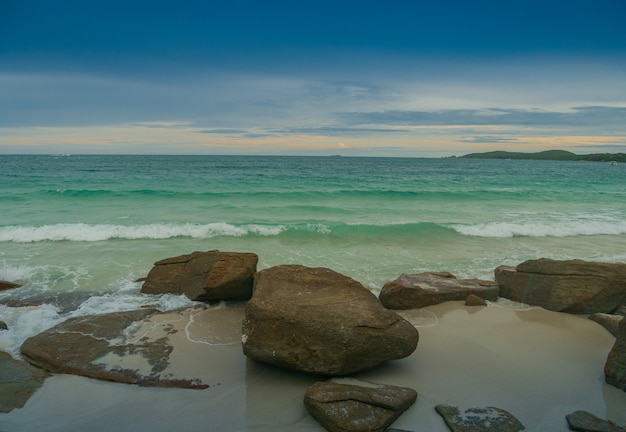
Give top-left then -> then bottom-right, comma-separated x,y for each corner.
590,313 -> 623,337
566,410 -> 626,432
495,259 -> 626,313
0,352 -> 50,413
435,405 -> 525,432
0,280 -> 21,291
605,315 -> 626,391
379,272 -> 498,309
304,379 -> 417,432
0,321 -> 7,330
242,265 -> 418,375
141,250 -> 258,301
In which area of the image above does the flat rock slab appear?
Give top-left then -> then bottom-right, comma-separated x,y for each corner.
243,265 -> 418,375
141,250 -> 258,301
435,405 -> 525,432
20,305 -> 248,389
566,410 -> 626,432
379,272 -> 498,309
0,352 -> 50,413
605,315 -> 626,391
495,258 -> 626,313
304,379 -> 417,432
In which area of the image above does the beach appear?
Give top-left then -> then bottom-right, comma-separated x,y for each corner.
2,300 -> 624,431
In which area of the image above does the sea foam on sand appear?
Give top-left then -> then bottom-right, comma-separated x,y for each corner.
2,301 -> 625,432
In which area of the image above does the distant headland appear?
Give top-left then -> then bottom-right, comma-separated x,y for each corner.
460,150 -> 626,162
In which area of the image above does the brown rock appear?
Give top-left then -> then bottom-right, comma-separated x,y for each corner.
0,352 -> 50,413
590,313 -> 623,337
435,405 -> 524,432
465,294 -> 488,306
20,309 -> 208,389
0,280 -> 21,291
141,250 -> 258,301
242,265 -> 419,375
566,410 -> 626,432
605,315 -> 626,391
379,272 -> 498,310
304,379 -> 417,432
495,259 -> 626,313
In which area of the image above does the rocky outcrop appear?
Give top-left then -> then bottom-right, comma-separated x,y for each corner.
0,280 -> 21,291
495,259 -> 626,313
605,314 -> 626,391
141,250 -> 258,301
20,308 -> 209,389
304,379 -> 417,432
379,272 -> 498,309
590,313 -> 623,337
0,352 -> 50,413
435,405 -> 525,432
566,410 -> 626,432
242,265 -> 419,375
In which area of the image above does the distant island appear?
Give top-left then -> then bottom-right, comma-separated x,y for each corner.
461,150 -> 626,162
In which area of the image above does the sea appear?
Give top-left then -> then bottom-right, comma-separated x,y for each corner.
1,154 -> 626,357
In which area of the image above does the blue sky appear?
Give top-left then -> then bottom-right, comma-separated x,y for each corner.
1,0 -> 625,156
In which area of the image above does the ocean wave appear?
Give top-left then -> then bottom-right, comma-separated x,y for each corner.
0,222 -> 330,243
452,219 -> 626,238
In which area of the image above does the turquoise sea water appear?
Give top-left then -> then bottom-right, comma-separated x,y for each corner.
1,154 -> 626,354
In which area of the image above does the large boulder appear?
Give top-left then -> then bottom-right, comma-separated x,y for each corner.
304,379 -> 417,432
141,250 -> 258,301
605,314 -> 626,391
435,405 -> 525,432
0,352 -> 50,413
242,265 -> 419,375
379,272 -> 498,310
590,313 -> 623,337
495,259 -> 626,313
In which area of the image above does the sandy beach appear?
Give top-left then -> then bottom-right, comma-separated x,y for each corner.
2,300 -> 624,432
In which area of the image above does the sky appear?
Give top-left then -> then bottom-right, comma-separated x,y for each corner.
1,0 -> 626,157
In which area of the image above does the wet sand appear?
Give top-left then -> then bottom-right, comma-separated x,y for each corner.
2,301 -> 625,431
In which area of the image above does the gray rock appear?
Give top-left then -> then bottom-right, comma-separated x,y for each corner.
141,250 -> 258,301
0,352 -> 50,413
0,321 -> 7,330
304,379 -> 417,432
566,410 -> 626,432
590,313 -> 623,337
435,405 -> 525,432
242,265 -> 418,375
605,315 -> 626,391
379,272 -> 498,309
495,259 -> 626,313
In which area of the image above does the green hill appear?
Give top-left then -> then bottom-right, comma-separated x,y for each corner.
461,150 -> 626,162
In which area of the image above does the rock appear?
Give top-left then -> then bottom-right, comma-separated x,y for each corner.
495,259 -> 626,313
242,265 -> 419,375
590,313 -> 623,337
141,250 -> 258,301
435,405 -> 525,432
0,280 -> 21,291
0,352 -> 50,413
304,379 -> 417,432
379,272 -> 498,310
566,410 -> 626,432
0,321 -> 7,330
20,308 -> 209,389
465,294 -> 488,306
605,315 -> 626,391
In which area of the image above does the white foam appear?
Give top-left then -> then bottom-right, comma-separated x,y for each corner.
453,218 -> 626,238
0,222 -> 287,243
0,304 -> 63,358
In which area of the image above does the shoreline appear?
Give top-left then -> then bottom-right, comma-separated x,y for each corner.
2,301 -> 625,431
